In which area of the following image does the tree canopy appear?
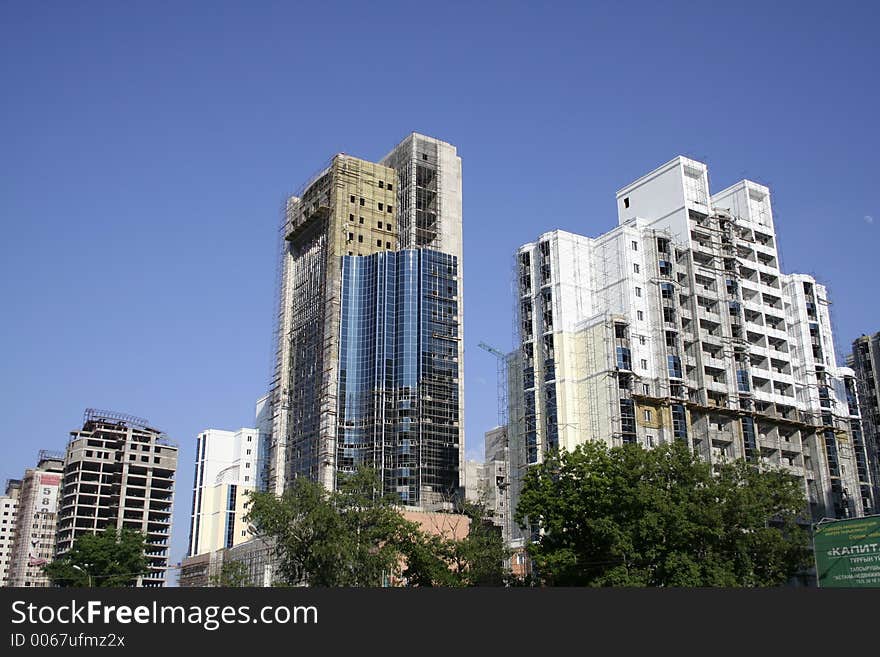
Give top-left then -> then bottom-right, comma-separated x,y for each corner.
515,441 -> 811,587
245,468 -> 510,587
43,527 -> 148,587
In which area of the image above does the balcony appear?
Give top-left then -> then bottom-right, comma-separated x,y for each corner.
706,378 -> 729,394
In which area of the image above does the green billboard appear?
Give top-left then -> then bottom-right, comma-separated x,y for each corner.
813,515 -> 880,587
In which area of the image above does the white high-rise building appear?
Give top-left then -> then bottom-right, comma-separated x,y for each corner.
188,427 -> 258,557
6,451 -> 64,587
0,479 -> 21,586
510,156 -> 874,522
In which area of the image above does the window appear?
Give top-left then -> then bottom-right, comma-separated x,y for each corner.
349,213 -> 354,221
624,197 -> 630,208
348,232 -> 354,241
245,462 -> 250,469
632,240 -> 638,251
359,216 -> 364,224
350,195 -> 355,203
386,242 -> 391,249
246,449 -> 251,455
642,383 -> 650,395
378,202 -> 384,211
387,205 -> 393,213
641,359 -> 648,370
646,435 -> 654,447
672,404 -> 688,440
377,239 -> 382,247
247,436 -> 252,442
358,235 -> 363,243
387,183 -> 393,191
634,263 -> 640,274
378,221 -> 383,229
644,409 -> 653,422
635,287 -> 642,297
637,310 -> 644,321
244,476 -> 250,482
422,153 -> 428,161
385,223 -> 392,230
639,336 -> 646,345
378,180 -> 384,188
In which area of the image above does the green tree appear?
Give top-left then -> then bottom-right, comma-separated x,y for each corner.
246,468 -> 419,586
210,560 -> 251,587
515,441 -> 810,587
397,503 -> 511,587
450,503 -> 510,586
42,528 -> 148,587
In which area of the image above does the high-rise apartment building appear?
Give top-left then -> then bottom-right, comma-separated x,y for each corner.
849,333 -> 880,505
188,427 -> 258,557
0,479 -> 22,586
6,451 -> 64,587
266,133 -> 464,507
510,156 -> 874,522
55,409 -> 178,587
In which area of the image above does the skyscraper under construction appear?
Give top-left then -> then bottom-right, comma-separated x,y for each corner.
264,134 -> 464,508
509,156 -> 875,530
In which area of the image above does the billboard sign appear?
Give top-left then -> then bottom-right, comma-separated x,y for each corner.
813,515 -> 880,588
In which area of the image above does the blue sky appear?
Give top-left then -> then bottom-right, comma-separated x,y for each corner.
2,1 -> 878,580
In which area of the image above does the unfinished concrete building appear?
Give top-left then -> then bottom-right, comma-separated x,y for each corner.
6,451 -> 64,587
849,332 -> 880,506
55,409 -> 178,587
510,156 -> 875,523
266,134 -> 464,507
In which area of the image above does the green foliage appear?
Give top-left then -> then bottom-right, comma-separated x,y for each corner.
398,503 -> 510,587
246,468 -> 512,587
451,503 -> 510,586
42,528 -> 148,587
515,441 -> 810,587
246,468 -> 418,586
210,560 -> 250,587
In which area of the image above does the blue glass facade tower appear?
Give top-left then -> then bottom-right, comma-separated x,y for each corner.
338,249 -> 460,505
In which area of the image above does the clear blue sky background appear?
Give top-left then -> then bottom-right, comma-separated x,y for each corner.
2,1 -> 878,581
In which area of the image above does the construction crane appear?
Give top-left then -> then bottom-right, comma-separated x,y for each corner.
478,342 -> 509,426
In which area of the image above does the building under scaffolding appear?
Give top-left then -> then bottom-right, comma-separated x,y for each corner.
266,134 -> 464,506
509,156 -> 875,525
848,333 -> 880,507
